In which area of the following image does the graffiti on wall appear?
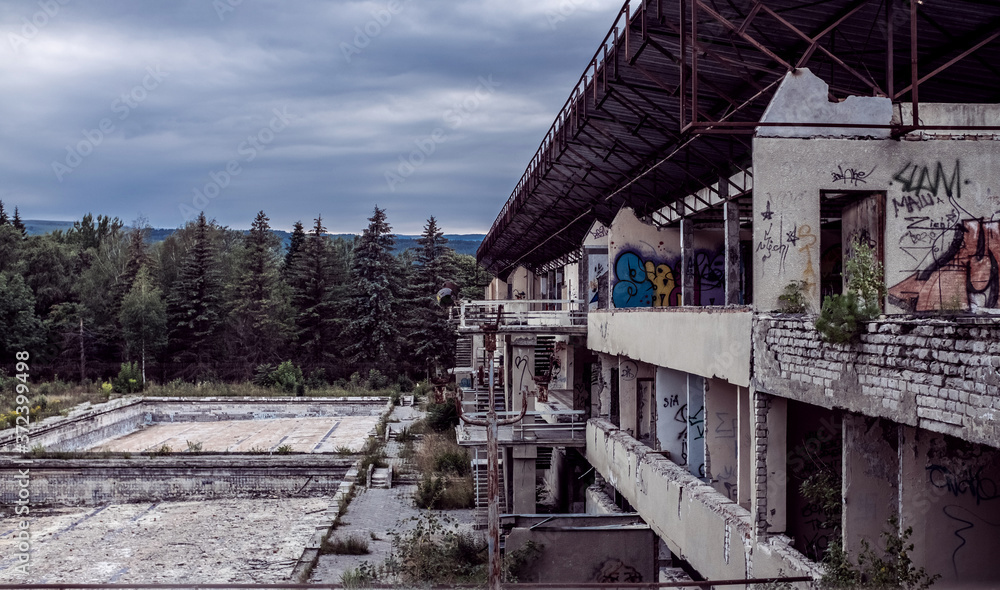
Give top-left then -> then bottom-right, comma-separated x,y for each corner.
588,261 -> 608,310
611,249 -> 725,308
927,458 -> 1000,577
756,200 -> 790,272
884,159 -> 1000,311
889,219 -> 1000,311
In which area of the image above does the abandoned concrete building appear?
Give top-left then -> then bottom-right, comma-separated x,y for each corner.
456,1 -> 1000,587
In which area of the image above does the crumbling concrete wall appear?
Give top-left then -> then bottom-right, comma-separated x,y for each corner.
754,315 -> 1000,448
586,419 -> 821,585
753,101 -> 1000,312
0,455 -> 354,506
506,521 -> 656,584
0,397 -> 390,452
589,307 -> 752,387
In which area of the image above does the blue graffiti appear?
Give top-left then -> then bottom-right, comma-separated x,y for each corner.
612,252 -> 656,307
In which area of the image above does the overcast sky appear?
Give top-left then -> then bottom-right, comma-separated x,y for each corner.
0,0 -> 623,234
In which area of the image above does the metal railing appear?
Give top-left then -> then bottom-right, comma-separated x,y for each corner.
453,300 -> 587,331
458,410 -> 586,445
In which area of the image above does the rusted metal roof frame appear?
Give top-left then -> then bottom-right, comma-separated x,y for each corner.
479,0 -> 1000,279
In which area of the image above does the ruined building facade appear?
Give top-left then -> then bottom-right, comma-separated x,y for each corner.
459,1 -> 1000,586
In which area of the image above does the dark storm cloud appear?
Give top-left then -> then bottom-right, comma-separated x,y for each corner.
0,0 -> 622,234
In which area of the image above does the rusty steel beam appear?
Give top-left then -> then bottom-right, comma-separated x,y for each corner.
756,2 -> 884,95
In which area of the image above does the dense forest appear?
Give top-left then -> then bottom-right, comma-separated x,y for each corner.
0,202 -> 491,386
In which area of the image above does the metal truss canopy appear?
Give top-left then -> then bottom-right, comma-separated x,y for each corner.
478,0 -> 1000,280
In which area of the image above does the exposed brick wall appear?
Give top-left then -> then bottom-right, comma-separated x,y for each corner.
754,315 -> 1000,448
753,391 -> 770,537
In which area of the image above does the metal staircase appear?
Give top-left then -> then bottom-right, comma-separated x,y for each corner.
455,335 -> 473,368
472,447 -> 507,528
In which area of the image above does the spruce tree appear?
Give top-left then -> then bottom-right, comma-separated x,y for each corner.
344,206 -> 399,372
0,201 -> 8,225
405,216 -> 457,376
283,220 -> 306,278
166,213 -> 223,377
227,211 -> 292,375
287,216 -> 341,367
12,208 -> 25,235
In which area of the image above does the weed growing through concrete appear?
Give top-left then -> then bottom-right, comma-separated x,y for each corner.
321,533 -> 371,555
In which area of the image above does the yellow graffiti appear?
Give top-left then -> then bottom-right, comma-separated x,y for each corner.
644,261 -> 676,307
797,224 -> 818,297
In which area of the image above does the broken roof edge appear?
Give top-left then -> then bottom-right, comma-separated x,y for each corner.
758,68 -> 893,139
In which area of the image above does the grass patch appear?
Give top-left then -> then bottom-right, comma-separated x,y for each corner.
321,534 -> 371,555
410,431 -> 474,509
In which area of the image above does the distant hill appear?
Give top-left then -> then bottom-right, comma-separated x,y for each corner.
23,220 -> 484,256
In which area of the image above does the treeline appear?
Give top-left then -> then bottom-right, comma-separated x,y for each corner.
0,203 -> 492,385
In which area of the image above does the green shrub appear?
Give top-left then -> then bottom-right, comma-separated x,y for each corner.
426,401 -> 459,432
414,474 -> 445,508
845,237 -> 885,317
112,362 -> 143,394
777,280 -> 809,313
267,361 -> 304,395
305,368 -> 328,390
276,444 -> 293,454
434,449 -> 470,476
367,368 -> 391,389
341,565 -> 377,588
820,517 -> 939,589
252,363 -> 275,387
815,292 -> 863,343
396,374 -> 415,392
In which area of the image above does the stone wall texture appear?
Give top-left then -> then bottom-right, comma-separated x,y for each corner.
755,315 -> 1000,447
0,455 -> 354,506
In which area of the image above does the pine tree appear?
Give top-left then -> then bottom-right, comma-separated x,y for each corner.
287,216 -> 341,367
166,213 -> 223,377
119,266 -> 167,384
344,206 -> 399,371
284,220 -> 307,278
405,216 -> 457,376
11,208 -> 25,235
227,211 -> 292,375
0,201 -> 8,226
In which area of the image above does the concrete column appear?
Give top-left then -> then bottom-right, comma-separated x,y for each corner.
619,358 -> 638,438
681,217 -> 694,306
512,445 -> 537,514
510,335 -> 536,412
705,378 -> 740,502
737,386 -> 752,510
687,374 -> 706,479
723,184 -> 742,305
596,353 -> 614,419
752,390 -> 787,537
655,367 -> 687,462
898,426 -> 1000,584
842,415 -> 898,557
637,363 -> 655,445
